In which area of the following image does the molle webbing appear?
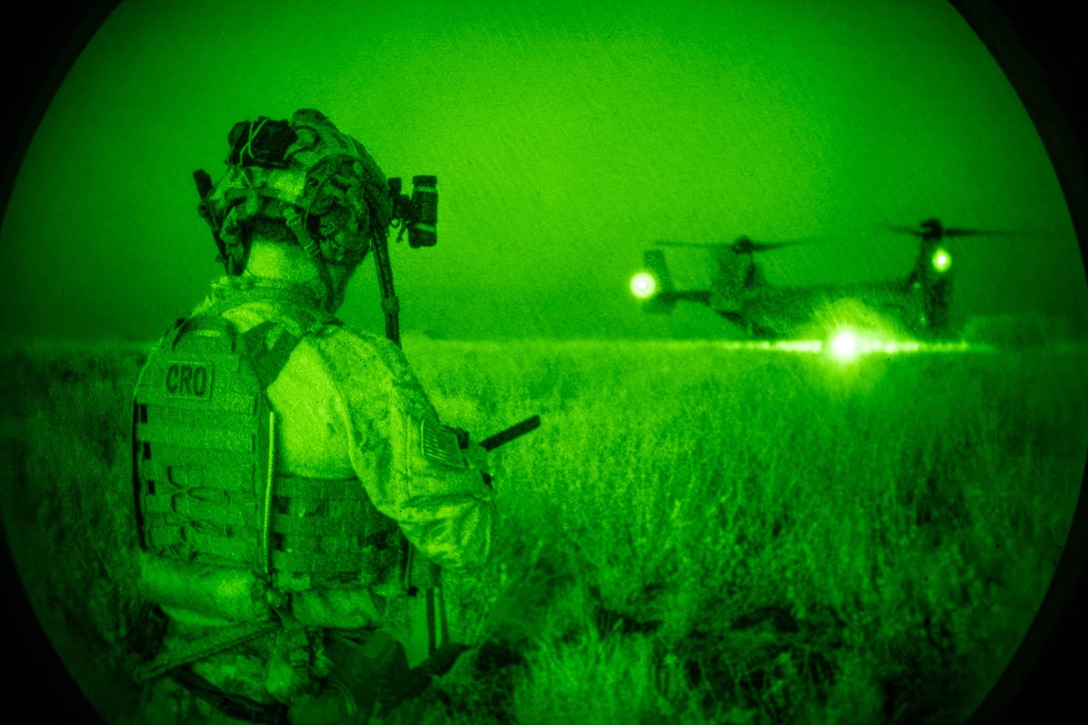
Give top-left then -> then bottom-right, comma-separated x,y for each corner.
134,315 -> 280,570
268,476 -> 400,589
135,295 -> 397,606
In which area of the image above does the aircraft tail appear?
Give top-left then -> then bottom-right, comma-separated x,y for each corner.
641,249 -> 678,313
645,250 -> 675,292
634,249 -> 715,313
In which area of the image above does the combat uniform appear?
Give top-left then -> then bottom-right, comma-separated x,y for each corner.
130,108 -> 492,723
132,271 -> 494,723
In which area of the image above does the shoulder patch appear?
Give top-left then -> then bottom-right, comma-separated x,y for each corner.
420,419 -> 467,469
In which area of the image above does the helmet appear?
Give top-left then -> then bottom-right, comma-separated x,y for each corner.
195,109 -> 393,275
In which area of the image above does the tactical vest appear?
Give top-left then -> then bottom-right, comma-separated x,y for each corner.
132,292 -> 402,626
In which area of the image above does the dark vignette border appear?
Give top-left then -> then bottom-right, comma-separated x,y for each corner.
950,1 -> 1088,723
1,4 -> 122,721
0,1 -> 1085,722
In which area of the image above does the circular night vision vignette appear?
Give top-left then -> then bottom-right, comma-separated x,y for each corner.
1,2 -> 1086,724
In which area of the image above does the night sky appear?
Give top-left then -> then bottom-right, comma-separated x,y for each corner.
1,0 -> 1085,342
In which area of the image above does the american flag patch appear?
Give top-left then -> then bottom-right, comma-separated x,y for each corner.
420,419 -> 466,469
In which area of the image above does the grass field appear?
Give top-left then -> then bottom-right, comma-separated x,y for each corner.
1,335 -> 1085,723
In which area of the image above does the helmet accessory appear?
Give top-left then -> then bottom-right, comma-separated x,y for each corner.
194,110 -> 392,275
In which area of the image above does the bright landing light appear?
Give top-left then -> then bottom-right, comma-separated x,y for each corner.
829,330 -> 861,362
931,247 -> 952,273
630,273 -> 657,299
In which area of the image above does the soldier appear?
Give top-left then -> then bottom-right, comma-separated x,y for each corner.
129,109 -> 495,723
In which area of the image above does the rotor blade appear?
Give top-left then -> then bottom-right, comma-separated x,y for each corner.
885,222 -> 1050,239
745,240 -> 812,252
731,237 -> 815,254
884,224 -> 925,237
654,238 -> 816,252
653,240 -> 730,248
943,227 -> 1047,238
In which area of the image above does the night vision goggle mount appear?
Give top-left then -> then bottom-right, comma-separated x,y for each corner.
192,112 -> 438,347
375,174 -> 438,346
388,176 -> 437,249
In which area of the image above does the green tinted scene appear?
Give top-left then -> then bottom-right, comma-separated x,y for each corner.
1,0 -> 1086,723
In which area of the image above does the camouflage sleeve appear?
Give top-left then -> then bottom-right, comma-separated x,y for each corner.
323,328 -> 496,572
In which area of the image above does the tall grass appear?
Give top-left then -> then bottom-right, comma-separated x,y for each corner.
411,340 -> 1085,724
1,337 -> 1084,723
0,341 -> 149,719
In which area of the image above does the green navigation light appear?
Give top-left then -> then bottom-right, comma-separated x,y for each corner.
630,272 -> 657,299
931,247 -> 952,273
829,330 -> 861,362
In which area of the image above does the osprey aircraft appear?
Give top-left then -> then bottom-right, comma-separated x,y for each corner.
629,218 -> 1016,339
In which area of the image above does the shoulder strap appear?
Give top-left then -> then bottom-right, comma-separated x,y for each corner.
196,285 -> 339,330
162,314 -> 237,352
166,286 -> 341,390
240,321 -> 302,391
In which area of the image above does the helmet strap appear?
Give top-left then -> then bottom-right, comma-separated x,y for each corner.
282,205 -> 339,310
314,256 -> 338,312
